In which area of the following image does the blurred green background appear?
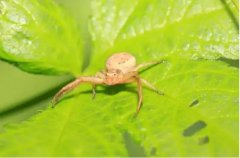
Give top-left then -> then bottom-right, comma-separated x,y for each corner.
0,0 -> 91,130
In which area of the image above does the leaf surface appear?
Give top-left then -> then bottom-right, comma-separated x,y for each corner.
89,0 -> 238,68
0,0 -> 82,74
0,59 -> 238,156
0,0 -> 238,157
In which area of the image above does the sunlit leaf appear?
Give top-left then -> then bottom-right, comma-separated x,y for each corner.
0,0 -> 82,74
89,0 -> 238,67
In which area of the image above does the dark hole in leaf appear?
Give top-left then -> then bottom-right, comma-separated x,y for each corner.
123,131 -> 146,157
183,120 -> 207,137
150,147 -> 157,156
189,100 -> 199,107
198,136 -> 210,145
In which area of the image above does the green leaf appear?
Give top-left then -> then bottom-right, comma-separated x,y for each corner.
0,0 -> 82,75
89,0 -> 238,66
0,0 -> 238,157
0,59 -> 238,156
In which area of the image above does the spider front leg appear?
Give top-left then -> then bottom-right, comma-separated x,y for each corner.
52,76 -> 103,107
91,71 -> 106,99
135,60 -> 164,71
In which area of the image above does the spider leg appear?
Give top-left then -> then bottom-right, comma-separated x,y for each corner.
135,60 -> 163,71
92,84 -> 96,99
52,76 -> 103,107
140,78 -> 164,95
91,71 -> 106,99
136,77 -> 143,114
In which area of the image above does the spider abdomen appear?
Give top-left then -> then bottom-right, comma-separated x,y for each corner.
106,52 -> 136,74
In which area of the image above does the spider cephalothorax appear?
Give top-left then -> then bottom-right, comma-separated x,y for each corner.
104,53 -> 137,85
53,52 -> 163,114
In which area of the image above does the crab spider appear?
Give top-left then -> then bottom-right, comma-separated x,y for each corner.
52,52 -> 164,114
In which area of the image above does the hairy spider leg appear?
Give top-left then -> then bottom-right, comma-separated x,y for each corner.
135,60 -> 163,71
140,78 -> 164,95
52,76 -> 103,107
91,71 -> 107,99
